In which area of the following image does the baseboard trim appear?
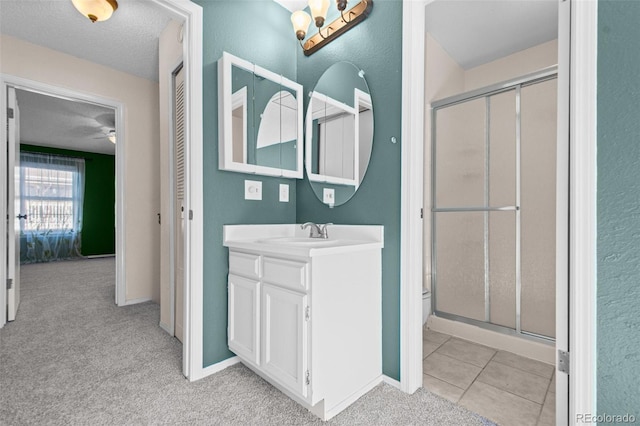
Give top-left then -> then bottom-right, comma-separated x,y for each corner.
86,254 -> 116,259
121,297 -> 152,306
191,356 -> 240,381
382,375 -> 402,390
159,321 -> 173,335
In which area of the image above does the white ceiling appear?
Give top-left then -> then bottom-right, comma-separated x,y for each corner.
16,89 -> 117,156
0,0 -> 172,82
1,0 -> 173,154
426,0 -> 558,70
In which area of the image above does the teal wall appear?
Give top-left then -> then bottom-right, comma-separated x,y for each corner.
194,0 -> 299,367
597,1 -> 640,417
295,1 -> 403,379
20,144 -> 115,257
196,0 -> 403,379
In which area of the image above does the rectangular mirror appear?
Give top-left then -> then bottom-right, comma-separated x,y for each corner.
218,52 -> 303,178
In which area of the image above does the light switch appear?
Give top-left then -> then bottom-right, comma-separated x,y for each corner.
245,180 -> 262,200
279,184 -> 289,202
323,188 -> 335,206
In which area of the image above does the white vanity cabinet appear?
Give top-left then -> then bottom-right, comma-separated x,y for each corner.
225,225 -> 383,421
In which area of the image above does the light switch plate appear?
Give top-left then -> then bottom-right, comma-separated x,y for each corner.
279,184 -> 289,202
245,180 -> 262,200
323,188 -> 335,205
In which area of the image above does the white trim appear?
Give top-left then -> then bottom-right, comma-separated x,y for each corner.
159,321 -> 173,335
400,0 -> 429,394
147,0 -> 203,382
0,74 -> 126,322
382,375 -> 402,390
115,103 -> 126,307
86,254 -> 116,259
194,355 -> 241,381
0,80 -> 7,329
569,0 -> 598,420
556,0 -> 571,423
120,297 -> 152,306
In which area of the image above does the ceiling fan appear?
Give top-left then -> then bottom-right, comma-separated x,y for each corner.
92,128 -> 116,144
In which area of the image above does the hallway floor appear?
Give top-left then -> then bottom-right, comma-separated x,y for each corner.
423,329 -> 555,426
1,259 -> 494,425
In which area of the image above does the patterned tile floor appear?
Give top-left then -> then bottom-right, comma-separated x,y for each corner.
423,329 -> 555,426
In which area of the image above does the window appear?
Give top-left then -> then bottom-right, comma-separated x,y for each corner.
19,152 -> 85,263
21,164 -> 76,232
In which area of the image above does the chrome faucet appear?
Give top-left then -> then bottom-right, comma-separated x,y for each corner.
301,222 -> 333,239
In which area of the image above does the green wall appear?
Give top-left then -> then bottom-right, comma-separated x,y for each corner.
194,0 -> 299,367
20,144 -> 115,256
597,1 -> 640,417
295,1 -> 403,379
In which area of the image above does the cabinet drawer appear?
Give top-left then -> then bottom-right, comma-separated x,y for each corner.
229,251 -> 260,279
262,257 -> 308,292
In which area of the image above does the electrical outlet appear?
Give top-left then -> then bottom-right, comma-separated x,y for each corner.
279,184 -> 289,202
323,188 -> 335,205
245,180 -> 262,200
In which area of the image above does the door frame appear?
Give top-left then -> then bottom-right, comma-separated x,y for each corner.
399,0 -> 597,421
149,0 -> 203,381
0,0 -> 203,382
0,76 -> 125,324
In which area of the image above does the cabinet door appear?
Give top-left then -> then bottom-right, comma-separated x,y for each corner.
228,274 -> 260,365
261,283 -> 308,398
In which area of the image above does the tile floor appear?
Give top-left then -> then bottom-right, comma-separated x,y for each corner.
423,329 -> 556,426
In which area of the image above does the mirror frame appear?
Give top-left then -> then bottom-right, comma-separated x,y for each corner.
218,51 -> 304,178
305,83 -> 373,192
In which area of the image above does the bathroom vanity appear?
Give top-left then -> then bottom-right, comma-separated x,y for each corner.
223,224 -> 383,421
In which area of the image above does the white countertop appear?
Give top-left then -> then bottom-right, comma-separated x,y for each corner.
223,224 -> 384,257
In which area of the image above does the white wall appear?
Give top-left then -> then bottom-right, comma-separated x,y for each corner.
424,32 -> 465,291
0,34 -> 161,303
158,20 -> 183,330
464,39 -> 558,91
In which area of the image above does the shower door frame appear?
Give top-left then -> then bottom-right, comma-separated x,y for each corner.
430,68 -> 558,343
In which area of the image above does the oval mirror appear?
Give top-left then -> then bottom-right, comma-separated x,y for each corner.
305,62 -> 374,207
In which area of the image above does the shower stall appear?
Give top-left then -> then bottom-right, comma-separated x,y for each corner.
431,68 -> 558,342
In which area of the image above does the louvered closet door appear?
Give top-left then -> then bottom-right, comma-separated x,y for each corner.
174,65 -> 185,343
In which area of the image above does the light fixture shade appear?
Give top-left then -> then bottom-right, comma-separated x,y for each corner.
108,130 -> 116,144
308,0 -> 330,22
291,10 -> 312,40
71,0 -> 118,23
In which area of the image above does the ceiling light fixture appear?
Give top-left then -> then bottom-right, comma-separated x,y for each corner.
71,0 -> 118,23
292,0 -> 373,56
107,130 -> 116,144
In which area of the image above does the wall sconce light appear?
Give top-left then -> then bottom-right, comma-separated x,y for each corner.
291,0 -> 374,56
71,0 -> 118,23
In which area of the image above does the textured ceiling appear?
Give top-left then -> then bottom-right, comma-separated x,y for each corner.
16,89 -> 116,156
426,0 -> 558,69
0,0 -> 172,82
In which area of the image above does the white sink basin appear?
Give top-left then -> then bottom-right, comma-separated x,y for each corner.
257,237 -> 339,247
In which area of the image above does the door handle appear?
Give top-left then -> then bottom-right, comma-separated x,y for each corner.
17,214 -> 27,220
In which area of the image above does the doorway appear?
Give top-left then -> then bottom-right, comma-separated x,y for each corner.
2,79 -> 124,323
401,0 -> 597,422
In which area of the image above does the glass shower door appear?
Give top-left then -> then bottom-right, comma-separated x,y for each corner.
431,75 -> 557,341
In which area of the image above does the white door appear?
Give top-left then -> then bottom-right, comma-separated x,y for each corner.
228,274 -> 260,365
261,283 -> 308,398
6,87 -> 21,321
174,66 -> 185,342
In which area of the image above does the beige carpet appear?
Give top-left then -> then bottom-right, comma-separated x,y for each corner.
0,258 -> 494,425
